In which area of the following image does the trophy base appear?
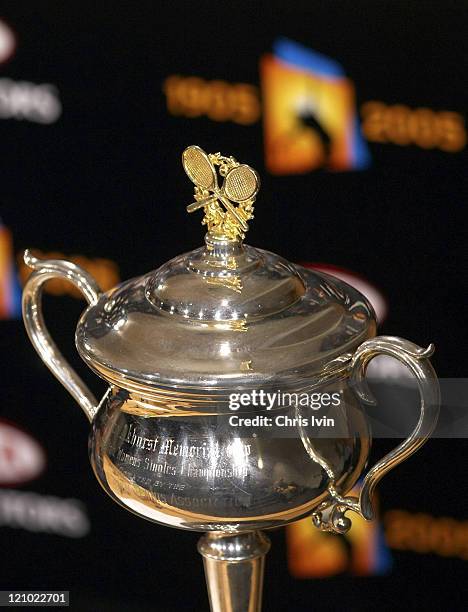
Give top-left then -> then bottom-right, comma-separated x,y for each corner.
198,530 -> 271,612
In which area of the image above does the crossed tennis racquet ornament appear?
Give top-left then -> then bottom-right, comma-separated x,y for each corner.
182,145 -> 260,241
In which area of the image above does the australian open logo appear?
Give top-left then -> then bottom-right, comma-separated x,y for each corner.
261,38 -> 371,174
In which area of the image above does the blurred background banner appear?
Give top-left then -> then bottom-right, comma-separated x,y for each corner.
0,2 -> 467,610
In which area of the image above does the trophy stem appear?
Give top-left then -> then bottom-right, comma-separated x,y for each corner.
198,530 -> 271,612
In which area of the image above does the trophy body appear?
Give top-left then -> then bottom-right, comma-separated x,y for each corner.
22,146 -> 440,612
90,384 -> 369,532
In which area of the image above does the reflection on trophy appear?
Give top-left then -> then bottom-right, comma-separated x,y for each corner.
22,146 -> 439,611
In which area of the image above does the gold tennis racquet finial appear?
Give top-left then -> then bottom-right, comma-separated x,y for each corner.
182,145 -> 260,241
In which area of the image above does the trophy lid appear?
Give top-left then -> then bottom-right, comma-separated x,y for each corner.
76,146 -> 375,396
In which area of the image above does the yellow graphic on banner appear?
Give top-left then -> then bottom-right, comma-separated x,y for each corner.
261,55 -> 360,174
162,38 -> 466,168
259,38 -> 371,174
384,510 -> 468,560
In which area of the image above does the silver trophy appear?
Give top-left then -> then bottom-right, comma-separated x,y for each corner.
22,146 -> 439,611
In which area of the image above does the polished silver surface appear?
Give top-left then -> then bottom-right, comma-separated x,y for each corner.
22,250 -> 102,421
21,145 -> 441,611
75,235 -> 375,392
312,336 -> 440,533
89,381 -> 369,532
199,531 -> 270,612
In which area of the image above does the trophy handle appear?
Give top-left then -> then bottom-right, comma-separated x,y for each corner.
312,335 -> 440,534
22,250 -> 102,422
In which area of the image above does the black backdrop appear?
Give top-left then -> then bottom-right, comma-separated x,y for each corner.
1,2 -> 467,611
